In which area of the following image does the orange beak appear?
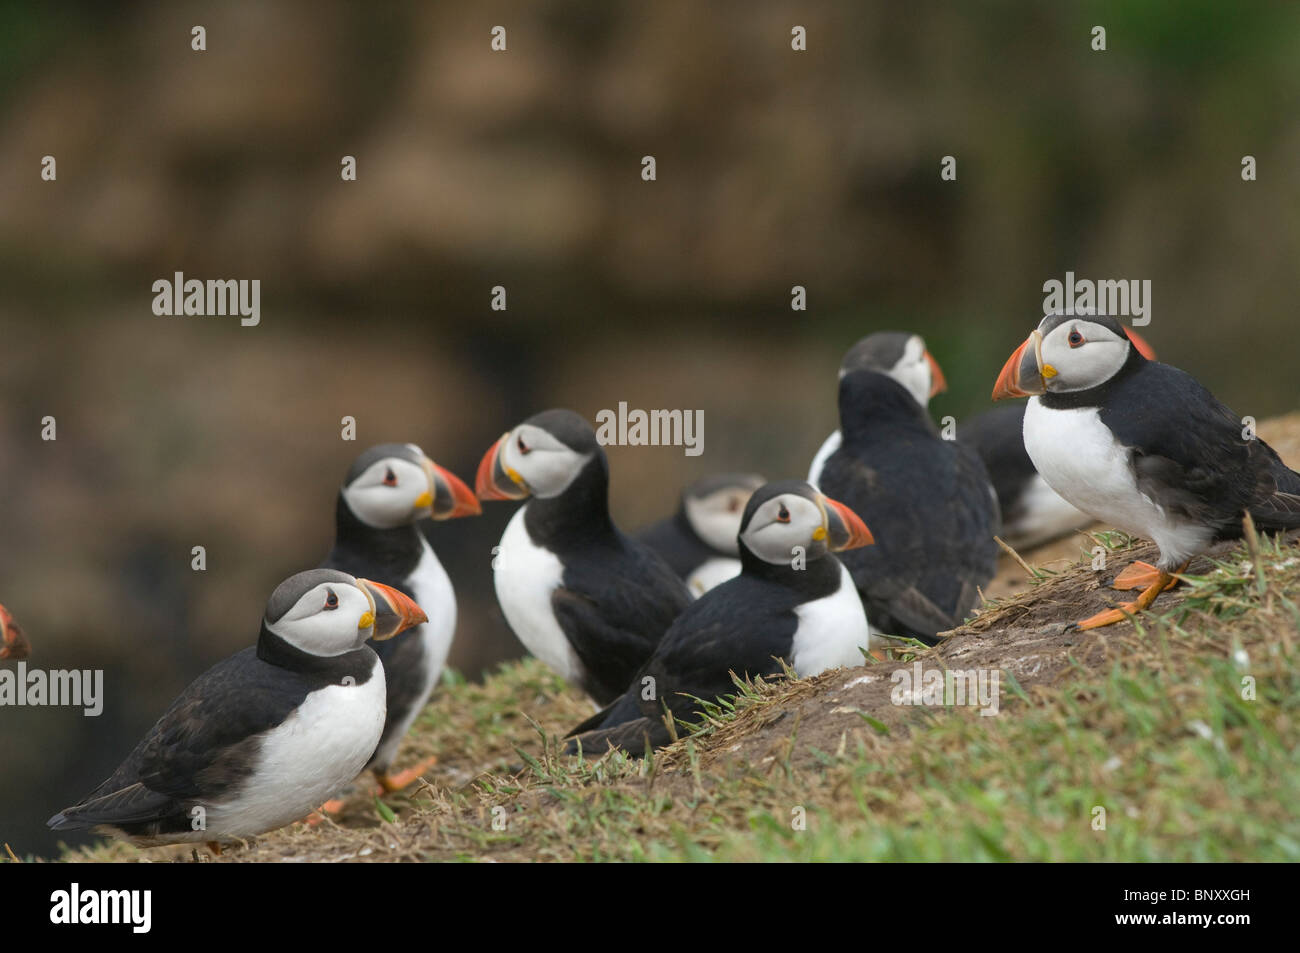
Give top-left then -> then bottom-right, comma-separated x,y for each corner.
821,495 -> 875,552
428,460 -> 481,519
926,350 -> 947,398
358,580 -> 428,641
475,433 -> 529,501
992,331 -> 1048,401
0,603 -> 30,661
1124,327 -> 1157,360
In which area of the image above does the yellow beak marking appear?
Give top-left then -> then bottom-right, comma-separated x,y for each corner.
358,611 -> 375,630
1042,364 -> 1059,379
812,526 -> 827,541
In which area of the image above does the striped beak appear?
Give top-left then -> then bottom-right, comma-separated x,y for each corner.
993,330 -> 1049,400
926,350 -> 948,398
0,603 -> 29,661
475,433 -> 530,501
821,495 -> 874,552
358,580 -> 427,641
424,458 -> 481,519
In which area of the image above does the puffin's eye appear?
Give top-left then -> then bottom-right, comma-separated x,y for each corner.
324,590 -> 339,610
776,504 -> 791,523
1068,330 -> 1085,348
517,436 -> 530,455
382,467 -> 398,487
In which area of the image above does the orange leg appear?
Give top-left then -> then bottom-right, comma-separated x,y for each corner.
206,841 -> 223,856
374,755 -> 438,794
1077,568 -> 1177,629
303,799 -> 346,826
1111,560 -> 1181,592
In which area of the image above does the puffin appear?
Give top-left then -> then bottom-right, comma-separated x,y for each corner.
961,328 -> 1157,550
319,442 -> 480,792
636,472 -> 765,596
993,312 -> 1300,628
808,331 -> 947,487
813,350 -> 999,645
566,480 -> 875,754
48,569 -> 426,850
0,603 -> 30,660
476,409 -> 693,704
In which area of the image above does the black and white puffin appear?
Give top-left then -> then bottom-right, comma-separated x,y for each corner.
636,472 -> 765,596
812,351 -> 999,645
808,331 -> 947,487
566,480 -> 875,754
993,313 -> 1300,628
476,409 -> 693,704
320,442 -> 480,792
48,569 -> 426,849
961,328 -> 1157,550
0,603 -> 30,660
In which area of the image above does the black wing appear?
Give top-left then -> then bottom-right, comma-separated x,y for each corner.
49,649 -> 310,835
565,574 -> 798,753
553,533 -> 692,704
1104,362 -> 1300,538
820,428 -> 1000,643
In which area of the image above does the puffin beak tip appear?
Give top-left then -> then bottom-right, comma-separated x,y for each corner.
475,434 -> 528,502
358,580 -> 427,641
429,461 -> 481,519
822,496 -> 874,552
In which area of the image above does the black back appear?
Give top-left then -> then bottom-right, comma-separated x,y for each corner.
818,369 -> 999,643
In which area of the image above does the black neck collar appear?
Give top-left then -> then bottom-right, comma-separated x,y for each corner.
332,493 -> 424,566
524,453 -> 617,549
1039,346 -> 1147,411
256,623 -> 372,680
738,542 -> 841,595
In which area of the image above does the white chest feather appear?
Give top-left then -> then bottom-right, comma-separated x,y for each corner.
791,563 -> 873,677
687,556 -> 742,597
408,535 -> 456,689
366,537 -> 455,770
494,506 -> 585,683
807,430 -> 842,488
1023,399 -> 1210,564
210,658 -> 386,836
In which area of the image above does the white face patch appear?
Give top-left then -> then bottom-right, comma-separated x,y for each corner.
1039,319 -> 1130,393
500,423 -> 593,499
741,494 -> 826,565
684,487 -> 753,554
267,581 -> 375,656
888,334 -> 934,409
342,456 -> 432,529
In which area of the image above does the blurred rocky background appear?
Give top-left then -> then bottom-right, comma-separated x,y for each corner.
1,0 -> 1298,856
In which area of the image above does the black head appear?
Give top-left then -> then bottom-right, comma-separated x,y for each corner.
477,408 -> 606,501
739,480 -> 873,567
839,331 -> 946,408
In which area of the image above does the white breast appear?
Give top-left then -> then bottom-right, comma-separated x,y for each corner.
207,656 -> 386,837
807,430 -> 842,488
368,536 -> 455,770
1023,398 -> 1210,566
791,563 -> 874,677
686,556 -> 742,597
494,505 -> 584,684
